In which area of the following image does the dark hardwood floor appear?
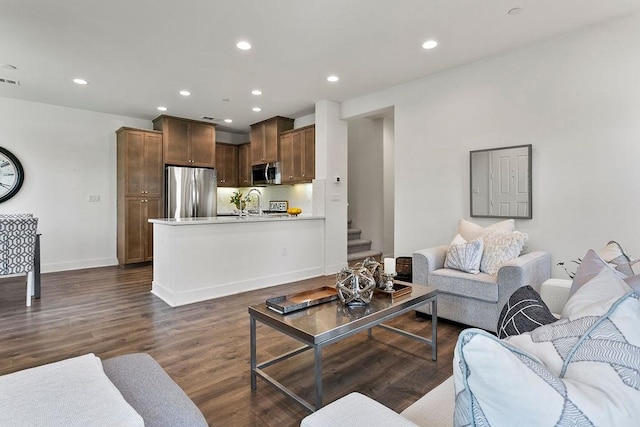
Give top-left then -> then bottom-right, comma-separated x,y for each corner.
0,265 -> 464,426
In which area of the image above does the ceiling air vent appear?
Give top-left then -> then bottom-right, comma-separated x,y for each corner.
0,78 -> 20,86
201,116 -> 216,121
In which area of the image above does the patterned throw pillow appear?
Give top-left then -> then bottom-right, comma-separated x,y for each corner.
479,230 -> 527,276
599,240 -> 634,276
496,286 -> 557,339
454,270 -> 640,426
444,234 -> 484,274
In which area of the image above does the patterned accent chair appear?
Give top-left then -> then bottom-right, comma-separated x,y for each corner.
0,215 -> 38,306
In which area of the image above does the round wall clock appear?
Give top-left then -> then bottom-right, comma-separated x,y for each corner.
0,147 -> 25,203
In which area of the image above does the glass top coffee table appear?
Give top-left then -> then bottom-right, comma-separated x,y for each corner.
249,283 -> 438,412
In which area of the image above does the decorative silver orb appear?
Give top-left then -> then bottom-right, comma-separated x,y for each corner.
336,265 -> 375,306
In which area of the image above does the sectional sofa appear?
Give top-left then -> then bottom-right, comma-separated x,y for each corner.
302,247 -> 640,426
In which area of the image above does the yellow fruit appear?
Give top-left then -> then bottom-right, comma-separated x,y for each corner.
287,207 -> 302,215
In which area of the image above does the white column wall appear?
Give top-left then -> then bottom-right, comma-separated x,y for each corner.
315,100 -> 348,274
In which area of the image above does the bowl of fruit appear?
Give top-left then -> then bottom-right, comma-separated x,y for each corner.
287,207 -> 302,217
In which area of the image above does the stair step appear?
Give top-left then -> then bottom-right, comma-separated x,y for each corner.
347,250 -> 382,264
348,238 -> 372,254
348,228 -> 361,241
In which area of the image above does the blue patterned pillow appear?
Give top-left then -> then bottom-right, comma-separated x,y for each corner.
454,271 -> 640,426
444,235 -> 484,274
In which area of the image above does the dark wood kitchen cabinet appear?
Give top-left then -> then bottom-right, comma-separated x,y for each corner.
216,143 -> 238,187
153,115 -> 216,167
116,127 -> 163,266
250,116 -> 293,165
280,124 -> 315,184
238,142 -> 252,186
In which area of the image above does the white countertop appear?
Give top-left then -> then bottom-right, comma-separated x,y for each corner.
149,215 -> 324,226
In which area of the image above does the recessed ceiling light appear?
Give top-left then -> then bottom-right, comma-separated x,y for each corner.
251,89 -> 262,96
224,119 -> 233,123
157,106 -> 167,111
237,41 -> 251,50
422,40 -> 438,50
73,78 -> 88,85
327,75 -> 339,82
252,107 -> 262,112
508,7 -> 522,15
179,90 -> 191,96
0,63 -> 17,70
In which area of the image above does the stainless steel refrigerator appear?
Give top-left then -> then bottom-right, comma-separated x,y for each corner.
166,166 -> 217,218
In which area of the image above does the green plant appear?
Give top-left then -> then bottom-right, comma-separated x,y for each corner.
229,191 -> 246,210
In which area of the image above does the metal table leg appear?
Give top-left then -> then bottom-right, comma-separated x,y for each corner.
250,316 -> 257,390
431,298 -> 437,361
314,344 -> 323,410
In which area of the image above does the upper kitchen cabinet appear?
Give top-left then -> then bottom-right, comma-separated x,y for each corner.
216,143 -> 239,187
250,116 -> 294,165
116,127 -> 163,198
153,115 -> 216,167
238,142 -> 252,187
280,125 -> 315,184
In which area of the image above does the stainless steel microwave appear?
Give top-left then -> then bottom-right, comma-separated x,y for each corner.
252,162 -> 281,185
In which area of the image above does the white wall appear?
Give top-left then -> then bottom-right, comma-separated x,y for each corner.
0,97 -> 150,272
341,13 -> 640,278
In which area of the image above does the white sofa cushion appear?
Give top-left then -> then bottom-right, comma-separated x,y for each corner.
457,218 -> 515,241
453,266 -> 640,426
0,353 -> 144,426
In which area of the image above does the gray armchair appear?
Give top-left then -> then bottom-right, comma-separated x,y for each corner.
412,246 -> 551,332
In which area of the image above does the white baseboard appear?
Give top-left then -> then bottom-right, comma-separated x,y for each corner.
151,266 -> 325,307
41,257 -> 118,273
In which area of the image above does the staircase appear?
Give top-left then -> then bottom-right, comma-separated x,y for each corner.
347,220 -> 382,264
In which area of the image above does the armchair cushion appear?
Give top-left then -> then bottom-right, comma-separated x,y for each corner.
430,269 -> 498,303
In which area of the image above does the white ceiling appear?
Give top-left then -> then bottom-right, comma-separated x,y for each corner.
1,0 -> 639,134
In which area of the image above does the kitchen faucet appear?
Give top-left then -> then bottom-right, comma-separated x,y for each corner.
245,188 -> 263,216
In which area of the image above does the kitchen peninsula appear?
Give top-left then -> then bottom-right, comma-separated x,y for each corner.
149,215 -> 325,307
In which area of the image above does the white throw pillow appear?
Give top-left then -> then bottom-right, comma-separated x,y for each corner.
454,278 -> 640,427
457,218 -> 515,241
444,234 -> 484,274
479,230 -> 527,276
562,264 -> 632,319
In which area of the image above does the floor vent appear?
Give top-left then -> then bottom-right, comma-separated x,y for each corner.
0,78 -> 20,86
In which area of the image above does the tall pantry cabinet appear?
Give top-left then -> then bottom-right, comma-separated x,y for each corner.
117,127 -> 163,266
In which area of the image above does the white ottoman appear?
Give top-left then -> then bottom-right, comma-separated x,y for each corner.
540,278 -> 571,317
